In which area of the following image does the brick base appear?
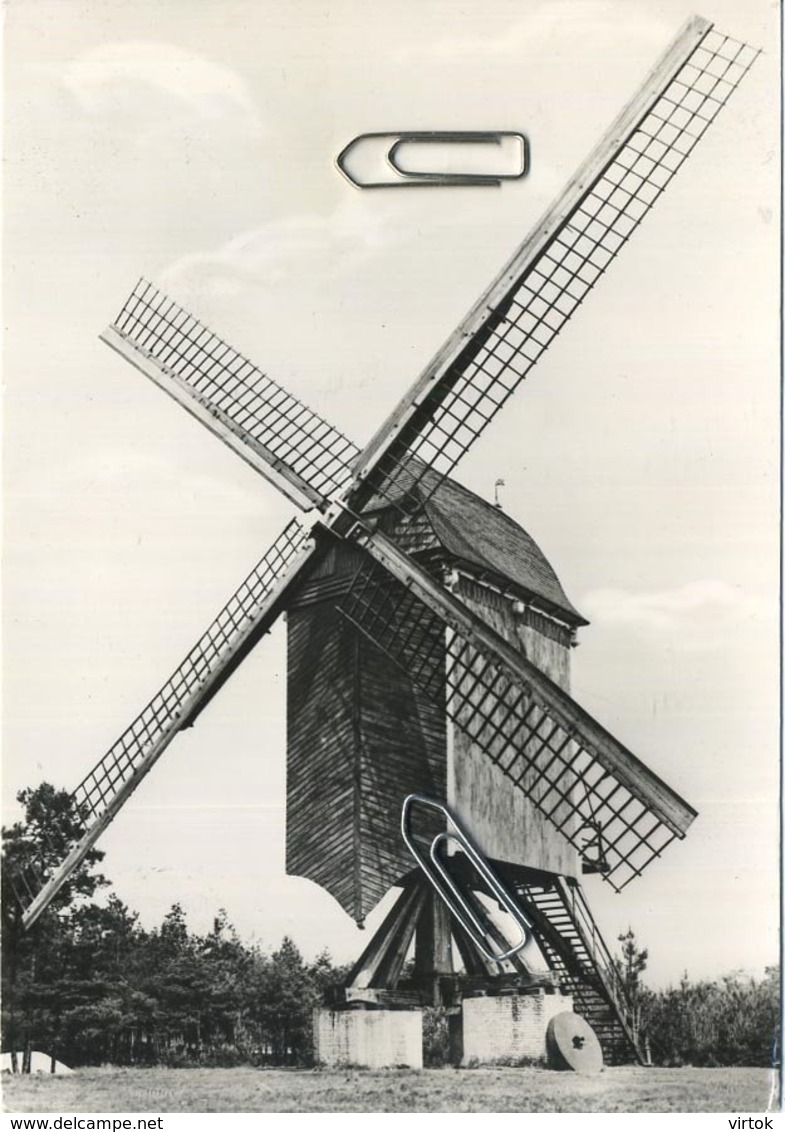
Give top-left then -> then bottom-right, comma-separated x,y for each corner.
461,991 -> 573,1065
313,1007 -> 423,1068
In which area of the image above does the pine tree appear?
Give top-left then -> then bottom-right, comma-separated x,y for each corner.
614,927 -> 649,1047
2,783 -> 109,1066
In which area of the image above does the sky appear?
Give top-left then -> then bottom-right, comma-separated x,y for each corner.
2,0 -> 780,989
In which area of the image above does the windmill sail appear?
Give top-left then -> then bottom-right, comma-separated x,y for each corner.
14,519 -> 315,929
102,280 -> 360,512
348,18 -> 760,513
337,526 -> 696,891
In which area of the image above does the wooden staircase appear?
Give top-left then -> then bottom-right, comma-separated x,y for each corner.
516,876 -> 646,1065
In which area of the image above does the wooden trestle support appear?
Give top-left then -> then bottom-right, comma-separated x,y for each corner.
330,871 -> 646,1066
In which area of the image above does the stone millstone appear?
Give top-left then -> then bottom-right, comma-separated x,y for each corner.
546,1011 -> 604,1074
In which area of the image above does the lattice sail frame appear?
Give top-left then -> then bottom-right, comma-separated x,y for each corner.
337,546 -> 695,892
107,280 -> 360,509
12,520 -> 314,926
349,24 -> 760,513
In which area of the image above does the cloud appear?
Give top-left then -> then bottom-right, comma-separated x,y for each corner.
580,580 -> 765,647
62,41 -> 263,139
392,1 -> 663,64
160,199 -> 398,296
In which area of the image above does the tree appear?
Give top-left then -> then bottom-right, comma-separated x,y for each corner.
2,787 -> 460,1068
257,937 -> 322,1065
2,783 -> 108,1065
614,927 -> 648,1047
60,897 -> 153,1064
2,783 -> 107,930
644,966 -> 781,1067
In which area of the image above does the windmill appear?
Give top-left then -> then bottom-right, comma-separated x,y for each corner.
9,15 -> 759,1066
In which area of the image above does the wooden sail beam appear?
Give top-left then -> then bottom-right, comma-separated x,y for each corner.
349,522 -> 696,839
101,326 -> 325,512
102,279 -> 361,512
19,523 -> 318,929
344,17 -> 764,514
349,16 -> 712,493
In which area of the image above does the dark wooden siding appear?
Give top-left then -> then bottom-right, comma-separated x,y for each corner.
286,599 -> 361,917
356,627 -> 447,916
286,538 -> 447,924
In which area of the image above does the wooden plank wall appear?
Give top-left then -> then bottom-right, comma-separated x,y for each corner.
286,538 -> 448,924
286,599 -> 362,918
356,626 -> 447,917
449,579 -> 579,878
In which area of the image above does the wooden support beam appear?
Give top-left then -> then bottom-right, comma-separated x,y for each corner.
452,921 -> 497,978
414,890 -> 454,978
345,878 -> 427,990
413,890 -> 454,1003
342,986 -> 427,1007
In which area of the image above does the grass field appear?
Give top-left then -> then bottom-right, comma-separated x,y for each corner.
2,1066 -> 778,1113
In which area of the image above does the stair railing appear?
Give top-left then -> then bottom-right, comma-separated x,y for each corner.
558,877 -> 640,1048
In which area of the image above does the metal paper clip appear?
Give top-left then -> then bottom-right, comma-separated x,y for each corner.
336,131 -> 528,189
401,793 -> 532,963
